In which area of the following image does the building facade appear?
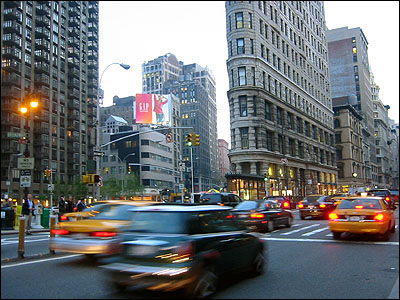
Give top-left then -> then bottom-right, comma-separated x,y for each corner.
225,1 -> 337,201
100,95 -> 135,127
217,138 -> 230,189
327,26 -> 378,188
1,1 -> 99,200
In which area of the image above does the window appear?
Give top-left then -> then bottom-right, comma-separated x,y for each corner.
251,67 -> 256,85
266,130 -> 273,150
277,107 -> 283,125
237,38 -> 244,54
235,12 -> 243,29
240,127 -> 249,149
250,38 -> 254,54
335,133 -> 342,143
248,12 -> 253,28
238,67 -> 246,86
265,101 -> 272,120
239,95 -> 247,117
261,44 -> 265,58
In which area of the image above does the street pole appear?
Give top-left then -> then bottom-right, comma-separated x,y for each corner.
50,168 -> 53,215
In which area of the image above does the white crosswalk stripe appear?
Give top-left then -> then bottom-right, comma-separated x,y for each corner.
301,226 -> 330,236
280,224 -> 320,235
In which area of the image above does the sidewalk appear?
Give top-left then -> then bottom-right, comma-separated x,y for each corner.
1,228 -> 50,236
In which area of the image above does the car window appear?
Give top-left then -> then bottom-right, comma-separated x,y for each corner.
303,196 -> 323,202
338,199 -> 382,209
200,194 -> 220,204
234,195 -> 242,203
127,211 -> 188,234
91,204 -> 136,220
390,190 -> 399,196
236,201 -> 258,210
370,191 -> 389,197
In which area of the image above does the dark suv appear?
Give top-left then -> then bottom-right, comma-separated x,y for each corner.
197,192 -> 243,207
101,204 -> 265,298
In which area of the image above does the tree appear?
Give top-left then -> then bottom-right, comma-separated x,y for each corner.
125,173 -> 144,197
100,177 -> 121,199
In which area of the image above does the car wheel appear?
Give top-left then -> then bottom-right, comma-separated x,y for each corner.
187,266 -> 218,299
266,220 -> 274,232
381,226 -> 391,241
110,281 -> 127,293
286,217 -> 293,228
249,250 -> 265,277
300,215 -> 305,220
332,232 -> 342,240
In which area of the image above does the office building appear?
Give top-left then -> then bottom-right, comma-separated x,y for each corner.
217,139 -> 230,188
100,95 -> 135,127
225,1 -> 337,200
1,1 -> 99,200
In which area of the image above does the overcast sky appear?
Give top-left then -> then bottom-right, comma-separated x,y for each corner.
99,1 -> 399,146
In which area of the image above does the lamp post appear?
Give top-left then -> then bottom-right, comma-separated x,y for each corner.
109,153 -> 135,198
96,62 -> 130,199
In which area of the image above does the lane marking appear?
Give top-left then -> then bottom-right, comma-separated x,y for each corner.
262,237 -> 399,245
1,254 -> 82,269
301,226 -> 330,236
280,224 -> 320,235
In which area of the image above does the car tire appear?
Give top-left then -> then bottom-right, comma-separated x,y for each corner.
186,265 -> 218,299
266,220 -> 274,232
300,215 -> 305,220
381,226 -> 391,241
332,232 -> 342,240
286,217 -> 293,228
249,250 -> 265,277
110,281 -> 127,293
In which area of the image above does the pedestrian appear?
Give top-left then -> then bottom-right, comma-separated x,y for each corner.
76,197 -> 86,212
66,195 -> 74,213
21,193 -> 35,235
58,195 -> 66,222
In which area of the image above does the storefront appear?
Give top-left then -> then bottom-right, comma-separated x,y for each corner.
226,174 -> 266,200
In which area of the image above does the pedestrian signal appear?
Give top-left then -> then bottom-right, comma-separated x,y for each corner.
94,175 -> 100,183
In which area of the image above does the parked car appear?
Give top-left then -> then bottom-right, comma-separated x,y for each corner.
197,192 -> 243,207
328,196 -> 396,240
264,196 -> 291,209
232,199 -> 294,232
50,201 -> 156,259
101,204 -> 266,298
298,195 -> 336,220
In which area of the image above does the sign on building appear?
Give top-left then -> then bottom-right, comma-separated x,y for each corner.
18,157 -> 35,170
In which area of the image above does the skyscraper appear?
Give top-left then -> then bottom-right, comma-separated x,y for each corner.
1,1 -> 99,199
225,1 -> 337,200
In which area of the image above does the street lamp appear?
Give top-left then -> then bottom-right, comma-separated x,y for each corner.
109,153 -> 135,198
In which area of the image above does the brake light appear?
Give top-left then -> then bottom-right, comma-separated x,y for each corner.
73,207 -> 78,212
329,213 -> 338,220
298,203 -> 304,209
51,229 -> 70,235
219,203 -> 224,206
374,214 -> 385,222
319,204 -> 326,208
60,215 -> 68,221
226,214 -> 234,218
385,196 -> 390,201
355,205 -> 364,209
250,213 -> 265,219
283,202 -> 290,208
90,231 -> 117,237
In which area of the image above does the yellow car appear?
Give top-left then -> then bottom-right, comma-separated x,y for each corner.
330,194 -> 350,207
60,200 -> 122,221
50,201 -> 157,258
328,196 -> 396,240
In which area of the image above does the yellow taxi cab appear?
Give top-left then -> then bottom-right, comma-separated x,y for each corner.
50,201 -> 157,258
330,193 -> 350,207
328,196 -> 396,240
60,200 -> 121,222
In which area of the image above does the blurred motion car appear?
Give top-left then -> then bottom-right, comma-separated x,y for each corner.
298,195 -> 336,219
101,204 -> 266,298
264,196 -> 292,209
232,199 -> 294,232
389,189 -> 399,204
50,201 -> 156,258
59,200 -> 121,222
197,192 -> 243,207
328,196 -> 396,240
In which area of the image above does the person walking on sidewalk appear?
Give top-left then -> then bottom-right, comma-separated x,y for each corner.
22,193 -> 35,235
76,197 -> 86,212
66,195 -> 74,213
58,195 -> 66,222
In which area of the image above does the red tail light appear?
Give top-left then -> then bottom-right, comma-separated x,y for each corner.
283,202 -> 290,208
329,213 -> 338,220
319,204 -> 326,208
226,214 -> 234,218
298,203 -> 304,209
73,207 -> 78,212
51,229 -> 70,235
250,213 -> 265,219
374,214 -> 385,222
385,196 -> 390,201
175,241 -> 194,257
60,215 -> 68,221
219,203 -> 224,206
90,231 -> 117,237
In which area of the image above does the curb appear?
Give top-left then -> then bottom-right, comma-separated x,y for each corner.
1,229 -> 50,236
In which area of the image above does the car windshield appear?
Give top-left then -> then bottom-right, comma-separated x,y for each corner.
91,204 -> 136,220
338,199 -> 382,209
127,211 -> 188,234
303,196 -> 325,202
199,194 -> 221,203
235,201 -> 259,210
266,197 -> 284,201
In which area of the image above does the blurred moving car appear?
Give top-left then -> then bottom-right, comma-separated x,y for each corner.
264,196 -> 292,209
328,196 -> 396,240
50,201 -> 156,258
59,200 -> 121,221
232,199 -> 294,232
298,195 -> 336,220
389,189 -> 399,204
101,204 -> 266,298
197,192 -> 243,207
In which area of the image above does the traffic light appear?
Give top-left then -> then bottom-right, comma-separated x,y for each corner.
128,166 -> 132,174
44,169 -> 52,177
194,134 -> 200,146
264,173 -> 268,182
104,167 -> 109,174
185,133 -> 193,147
94,175 -> 100,183
82,175 -> 91,184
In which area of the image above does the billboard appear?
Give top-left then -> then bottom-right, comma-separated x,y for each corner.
136,94 -> 172,126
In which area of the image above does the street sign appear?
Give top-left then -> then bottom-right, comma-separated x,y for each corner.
48,184 -> 54,191
18,157 -> 35,170
179,162 -> 186,172
281,158 -> 288,165
166,133 -> 173,143
179,184 -> 184,190
97,176 -> 103,187
7,132 -> 25,138
20,169 -> 31,187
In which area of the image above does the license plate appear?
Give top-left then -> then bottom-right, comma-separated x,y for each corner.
350,216 -> 360,221
309,206 -> 315,209
238,214 -> 248,218
72,233 -> 86,239
69,217 -> 76,222
128,246 -> 155,256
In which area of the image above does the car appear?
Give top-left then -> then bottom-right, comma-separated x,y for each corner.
49,201 -> 156,258
197,192 -> 243,207
264,196 -> 292,209
389,189 -> 399,204
101,204 -> 266,298
328,196 -> 396,240
330,193 -> 350,207
232,199 -> 294,232
59,200 -> 122,222
363,189 -> 395,209
298,195 -> 336,220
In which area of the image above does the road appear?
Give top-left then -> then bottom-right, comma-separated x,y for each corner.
1,211 -> 399,299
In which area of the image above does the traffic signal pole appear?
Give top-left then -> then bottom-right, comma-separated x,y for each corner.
191,146 -> 194,196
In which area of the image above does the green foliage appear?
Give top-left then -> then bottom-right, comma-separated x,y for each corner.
100,177 -> 121,199
125,173 -> 144,196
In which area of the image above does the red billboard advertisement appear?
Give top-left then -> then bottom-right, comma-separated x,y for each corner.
135,94 -> 171,126
135,93 -> 153,124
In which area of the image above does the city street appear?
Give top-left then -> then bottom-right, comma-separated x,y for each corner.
2,210 -> 398,299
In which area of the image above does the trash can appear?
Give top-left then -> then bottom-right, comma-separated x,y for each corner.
1,207 -> 15,230
41,208 -> 50,228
